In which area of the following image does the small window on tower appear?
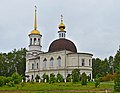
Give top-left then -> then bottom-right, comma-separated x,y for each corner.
37,63 -> 39,69
38,38 -> 40,45
82,59 -> 85,66
32,63 -> 34,69
89,59 -> 91,66
30,38 -> 32,45
34,38 -> 36,45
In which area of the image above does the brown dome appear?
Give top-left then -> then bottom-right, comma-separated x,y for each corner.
48,39 -> 77,52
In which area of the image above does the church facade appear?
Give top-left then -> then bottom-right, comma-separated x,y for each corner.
25,7 -> 93,81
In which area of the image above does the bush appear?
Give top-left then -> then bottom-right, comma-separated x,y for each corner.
72,69 -> 80,83
114,66 -> 120,91
6,81 -> 15,87
0,76 -> 4,87
66,74 -> 72,82
95,78 -> 100,88
42,73 -> 49,83
12,72 -> 22,84
81,72 -> 87,85
49,73 -> 56,84
35,74 -> 40,82
56,73 -> 64,82
100,73 -> 115,82
5,77 -> 12,84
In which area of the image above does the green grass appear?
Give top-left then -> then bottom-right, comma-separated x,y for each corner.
0,81 -> 119,93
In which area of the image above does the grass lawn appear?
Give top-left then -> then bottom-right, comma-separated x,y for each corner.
0,81 -> 119,93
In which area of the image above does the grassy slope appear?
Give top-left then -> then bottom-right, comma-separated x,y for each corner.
0,82 -> 118,93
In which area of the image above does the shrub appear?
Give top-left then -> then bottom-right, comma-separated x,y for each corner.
0,76 -> 4,87
49,73 -> 56,84
114,66 -> 120,91
95,78 -> 100,88
6,81 -> 15,87
42,73 -> 49,83
35,74 -> 40,82
81,72 -> 87,85
100,73 -> 115,82
72,69 -> 80,83
12,72 -> 22,84
56,73 -> 64,82
66,74 -> 72,82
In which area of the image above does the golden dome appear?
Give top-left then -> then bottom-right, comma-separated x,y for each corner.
31,30 -> 40,35
58,15 -> 65,31
59,23 -> 65,28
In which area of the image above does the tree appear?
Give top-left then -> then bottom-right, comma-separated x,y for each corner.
81,72 -> 87,85
108,56 -> 114,74
0,48 -> 27,77
72,69 -> 80,83
56,73 -> 64,82
49,73 -> 56,84
114,65 -> 120,91
113,50 -> 120,72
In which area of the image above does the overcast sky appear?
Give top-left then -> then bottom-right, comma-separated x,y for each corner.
0,0 -> 120,59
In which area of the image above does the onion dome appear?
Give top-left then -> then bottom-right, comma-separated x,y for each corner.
48,38 -> 77,53
58,15 -> 65,31
31,30 -> 40,35
30,6 -> 41,35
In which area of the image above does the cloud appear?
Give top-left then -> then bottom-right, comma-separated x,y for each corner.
0,0 -> 120,59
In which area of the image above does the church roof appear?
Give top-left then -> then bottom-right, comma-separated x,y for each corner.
48,38 -> 77,53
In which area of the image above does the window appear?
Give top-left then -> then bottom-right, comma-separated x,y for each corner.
89,59 -> 91,66
32,75 -> 34,80
43,58 -> 47,69
34,38 -> 36,45
50,57 -> 54,67
38,38 -> 40,45
59,34 -> 61,38
36,63 -> 38,69
32,63 -> 34,69
57,56 -> 61,67
62,33 -> 63,37
82,59 -> 85,66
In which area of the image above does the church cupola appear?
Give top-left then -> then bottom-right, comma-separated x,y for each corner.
58,15 -> 66,39
29,6 -> 42,51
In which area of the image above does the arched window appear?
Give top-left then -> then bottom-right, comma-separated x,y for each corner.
32,75 -> 34,80
50,57 -> 54,67
38,38 -> 40,45
37,63 -> 39,69
34,38 -> 36,45
57,56 -> 61,67
32,63 -> 34,69
43,58 -> 47,69
82,59 -> 85,66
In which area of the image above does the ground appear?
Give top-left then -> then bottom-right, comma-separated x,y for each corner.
0,82 -> 119,93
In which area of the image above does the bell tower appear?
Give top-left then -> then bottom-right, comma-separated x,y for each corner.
29,6 -> 42,51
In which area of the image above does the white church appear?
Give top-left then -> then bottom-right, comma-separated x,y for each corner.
25,7 -> 93,81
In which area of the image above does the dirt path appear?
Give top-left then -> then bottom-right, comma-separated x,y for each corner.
0,89 -> 112,93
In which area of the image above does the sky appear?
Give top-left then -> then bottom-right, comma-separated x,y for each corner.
0,0 -> 120,59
